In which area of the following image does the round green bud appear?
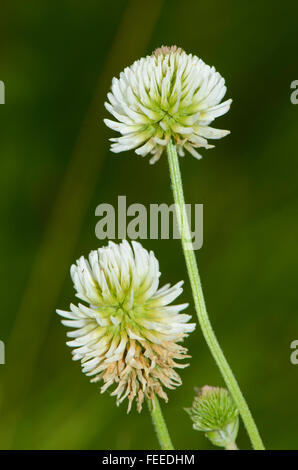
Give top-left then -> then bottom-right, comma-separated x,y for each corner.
185,386 -> 239,448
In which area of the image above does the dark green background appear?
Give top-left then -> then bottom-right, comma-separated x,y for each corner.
0,0 -> 297,450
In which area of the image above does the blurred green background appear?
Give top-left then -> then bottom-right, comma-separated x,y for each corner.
0,0 -> 298,450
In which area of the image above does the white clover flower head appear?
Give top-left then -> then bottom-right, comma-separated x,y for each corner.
57,240 -> 195,412
104,45 -> 231,164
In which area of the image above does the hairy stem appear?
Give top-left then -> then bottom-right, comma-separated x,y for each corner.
166,139 -> 264,450
147,395 -> 174,450
226,441 -> 238,450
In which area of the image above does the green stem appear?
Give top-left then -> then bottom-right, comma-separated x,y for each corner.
226,441 -> 238,450
166,140 -> 265,451
147,395 -> 174,450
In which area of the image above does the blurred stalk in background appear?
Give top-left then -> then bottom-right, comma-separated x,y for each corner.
0,0 -> 164,448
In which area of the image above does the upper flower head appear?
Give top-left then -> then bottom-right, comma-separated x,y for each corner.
104,45 -> 231,164
57,240 -> 195,412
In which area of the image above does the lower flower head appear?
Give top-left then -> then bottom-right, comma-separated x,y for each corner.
57,240 -> 195,412
104,45 -> 231,163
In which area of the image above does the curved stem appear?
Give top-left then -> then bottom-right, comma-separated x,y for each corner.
147,395 -> 174,450
166,140 -> 265,450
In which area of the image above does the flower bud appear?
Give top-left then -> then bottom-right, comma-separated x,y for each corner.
185,386 -> 239,448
